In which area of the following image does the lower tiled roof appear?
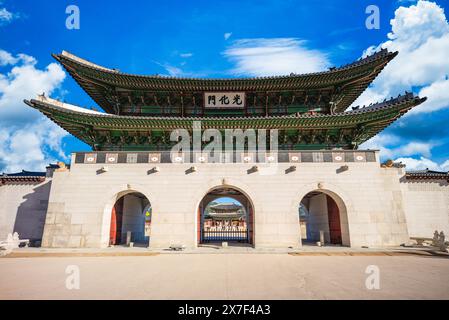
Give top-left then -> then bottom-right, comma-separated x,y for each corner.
405,169 -> 449,181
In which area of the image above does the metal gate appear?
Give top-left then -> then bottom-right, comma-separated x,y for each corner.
202,228 -> 249,243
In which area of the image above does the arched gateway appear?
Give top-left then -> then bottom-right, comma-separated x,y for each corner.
109,191 -> 152,247
299,190 -> 350,246
197,187 -> 254,246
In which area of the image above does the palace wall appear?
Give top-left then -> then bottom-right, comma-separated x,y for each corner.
400,180 -> 449,238
0,180 -> 51,243
40,151 -> 420,249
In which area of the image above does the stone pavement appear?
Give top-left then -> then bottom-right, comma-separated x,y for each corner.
0,252 -> 448,299
2,244 -> 448,258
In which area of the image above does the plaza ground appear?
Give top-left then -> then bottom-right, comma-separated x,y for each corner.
1,251 -> 448,299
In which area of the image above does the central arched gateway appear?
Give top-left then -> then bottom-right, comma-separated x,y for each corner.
197,187 -> 254,246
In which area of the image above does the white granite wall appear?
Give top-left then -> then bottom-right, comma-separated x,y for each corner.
0,180 -> 51,243
40,152 -> 416,249
401,180 -> 449,238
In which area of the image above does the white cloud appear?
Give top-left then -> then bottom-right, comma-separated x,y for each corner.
223,38 -> 330,77
414,79 -> 449,114
394,156 -> 449,171
0,7 -> 17,25
442,160 -> 449,171
395,141 -> 434,158
360,133 -> 434,159
0,120 -> 67,173
0,49 -> 19,65
0,49 -> 67,173
354,0 -> 449,115
154,61 -> 184,77
224,32 -> 232,40
180,53 -> 193,58
359,133 -> 401,159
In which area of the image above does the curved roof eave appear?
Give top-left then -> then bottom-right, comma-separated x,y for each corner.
52,49 -> 398,114
24,93 -> 426,127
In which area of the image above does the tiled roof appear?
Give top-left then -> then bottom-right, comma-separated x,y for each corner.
1,170 -> 46,184
52,49 -> 397,114
405,169 -> 449,181
24,92 -> 426,149
2,170 -> 46,177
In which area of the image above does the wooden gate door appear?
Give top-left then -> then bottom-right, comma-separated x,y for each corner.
197,206 -> 202,245
326,195 -> 342,245
109,197 -> 124,245
248,204 -> 254,245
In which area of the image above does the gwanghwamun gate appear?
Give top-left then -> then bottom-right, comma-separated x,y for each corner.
1,49 -> 448,249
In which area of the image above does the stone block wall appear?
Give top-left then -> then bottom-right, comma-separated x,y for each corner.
0,180 -> 51,243
39,152 -> 417,249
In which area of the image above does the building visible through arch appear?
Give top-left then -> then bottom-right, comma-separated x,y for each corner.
197,187 -> 254,246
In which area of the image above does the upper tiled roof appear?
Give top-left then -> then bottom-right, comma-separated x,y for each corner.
53,49 -> 398,114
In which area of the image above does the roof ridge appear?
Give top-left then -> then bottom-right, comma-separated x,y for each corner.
348,92 -> 426,114
54,48 -> 396,81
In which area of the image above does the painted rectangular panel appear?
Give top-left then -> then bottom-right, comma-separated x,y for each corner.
313,152 -> 324,162
264,153 -> 278,163
84,153 -> 97,164
366,152 -> 376,162
137,153 -> 149,163
75,153 -> 85,164
195,153 -> 208,163
289,153 -> 301,163
105,153 -> 118,164
149,153 -> 161,163
126,153 -> 138,164
323,152 -> 333,162
354,152 -> 366,162
204,92 -> 245,108
96,153 -> 106,163
239,152 -> 256,163
301,153 -> 313,163
332,152 -> 345,163
345,152 -> 355,162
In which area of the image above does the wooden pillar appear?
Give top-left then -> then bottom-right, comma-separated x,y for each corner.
109,197 -> 124,245
265,93 -> 269,116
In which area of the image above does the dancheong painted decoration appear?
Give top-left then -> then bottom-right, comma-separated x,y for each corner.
24,49 -> 426,151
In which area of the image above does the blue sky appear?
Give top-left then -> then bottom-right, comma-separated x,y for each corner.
0,0 -> 448,172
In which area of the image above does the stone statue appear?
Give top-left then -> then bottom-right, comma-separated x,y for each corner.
432,230 -> 440,247
439,231 -> 447,252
